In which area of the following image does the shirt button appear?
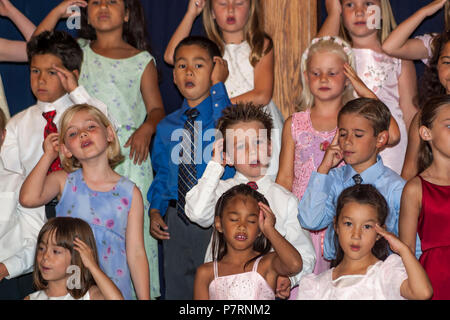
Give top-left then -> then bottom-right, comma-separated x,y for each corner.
212,90 -> 216,95
215,103 -> 219,107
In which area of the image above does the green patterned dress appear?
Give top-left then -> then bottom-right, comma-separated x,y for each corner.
78,39 -> 160,299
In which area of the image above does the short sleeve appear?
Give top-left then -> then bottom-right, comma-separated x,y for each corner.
414,33 -> 436,66
379,254 -> 408,300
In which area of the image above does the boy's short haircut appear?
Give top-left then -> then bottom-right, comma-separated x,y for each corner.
338,98 -> 391,136
27,31 -> 83,72
0,108 -> 6,132
173,35 -> 221,62
217,102 -> 274,142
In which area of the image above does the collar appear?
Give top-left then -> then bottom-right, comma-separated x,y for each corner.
36,94 -> 73,127
180,95 -> 213,120
234,170 -> 272,193
342,155 -> 384,184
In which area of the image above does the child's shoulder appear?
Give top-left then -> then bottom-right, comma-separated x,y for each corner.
196,261 -> 215,281
7,104 -> 41,126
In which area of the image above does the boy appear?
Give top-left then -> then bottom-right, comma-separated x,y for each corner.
0,108 -> 45,299
0,30 -> 112,219
298,97 -> 421,261
147,36 -> 234,300
185,102 -> 316,299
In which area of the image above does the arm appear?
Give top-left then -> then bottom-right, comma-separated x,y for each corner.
401,112 -> 421,180
382,0 -> 446,60
124,61 -> 165,165
398,177 -> 422,254
19,133 -> 66,208
164,0 -> 205,65
316,0 -> 342,38
73,238 -> 124,300
0,0 -> 35,40
230,38 -> 274,106
398,60 -> 419,132
375,225 -> 432,300
275,116 -> 294,191
193,263 -> 212,300
126,186 -> 150,300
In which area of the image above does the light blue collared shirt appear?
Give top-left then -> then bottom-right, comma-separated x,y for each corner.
297,156 -> 422,260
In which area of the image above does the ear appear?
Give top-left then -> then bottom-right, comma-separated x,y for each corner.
60,143 -> 73,159
106,125 -> 115,143
375,130 -> 388,148
333,216 -> 339,234
72,69 -> 80,80
124,8 -> 130,23
214,216 -> 223,233
419,125 -> 432,142
303,70 -> 309,86
173,69 -> 178,86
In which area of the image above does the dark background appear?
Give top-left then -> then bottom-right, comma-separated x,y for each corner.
0,0 -> 445,117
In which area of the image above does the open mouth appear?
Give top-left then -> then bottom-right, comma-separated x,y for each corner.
185,81 -> 195,89
235,233 -> 248,241
226,16 -> 236,24
319,87 -> 331,91
81,141 -> 92,148
350,245 -> 360,251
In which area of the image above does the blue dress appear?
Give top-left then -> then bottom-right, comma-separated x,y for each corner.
56,169 -> 135,300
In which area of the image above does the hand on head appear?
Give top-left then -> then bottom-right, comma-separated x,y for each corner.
211,57 -> 229,85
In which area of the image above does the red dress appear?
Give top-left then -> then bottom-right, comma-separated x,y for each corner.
417,176 -> 450,300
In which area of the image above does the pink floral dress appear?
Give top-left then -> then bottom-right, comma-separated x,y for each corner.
291,110 -> 337,275
56,169 -> 135,299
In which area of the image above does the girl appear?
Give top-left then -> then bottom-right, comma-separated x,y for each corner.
35,0 -> 165,299
399,95 -> 450,300
381,0 -> 448,180
297,184 -> 432,300
20,104 -> 150,300
277,36 -> 392,280
164,0 -> 284,179
193,184 -> 303,300
317,0 -> 419,175
0,0 -> 36,119
26,217 -> 124,300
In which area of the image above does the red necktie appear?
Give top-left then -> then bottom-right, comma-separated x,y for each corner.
247,181 -> 258,190
42,110 -> 62,174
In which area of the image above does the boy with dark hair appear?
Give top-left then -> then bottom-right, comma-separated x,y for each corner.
185,102 -> 315,299
0,30 -> 112,220
148,36 -> 233,300
298,97 -> 421,261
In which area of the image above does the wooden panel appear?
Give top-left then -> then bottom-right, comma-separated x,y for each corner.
262,0 -> 317,118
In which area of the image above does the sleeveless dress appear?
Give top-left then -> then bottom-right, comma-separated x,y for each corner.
28,290 -> 90,300
223,41 -> 284,179
353,48 -> 407,175
56,169 -> 135,300
0,75 -> 10,120
417,176 -> 450,300
77,39 -> 159,298
209,256 -> 275,300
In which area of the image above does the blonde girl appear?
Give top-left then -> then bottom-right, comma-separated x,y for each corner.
20,104 -> 150,300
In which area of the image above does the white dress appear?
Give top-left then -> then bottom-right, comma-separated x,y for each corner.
353,48 -> 407,175
28,290 -> 91,300
223,41 -> 284,179
0,75 -> 10,120
296,254 -> 408,300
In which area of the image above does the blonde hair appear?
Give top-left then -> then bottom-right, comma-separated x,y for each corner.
298,36 -> 356,111
340,0 -> 397,44
58,104 -> 124,172
202,0 -> 273,67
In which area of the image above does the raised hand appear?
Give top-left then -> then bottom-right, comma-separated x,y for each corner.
258,202 -> 276,235
55,0 -> 87,19
317,131 -> 343,174
73,237 -> 97,271
421,0 -> 447,17
187,0 -> 206,18
0,0 -> 13,17
42,132 -> 60,161
374,224 -> 409,255
53,64 -> 79,94
212,138 -> 227,167
211,57 -> 229,85
343,63 -> 377,100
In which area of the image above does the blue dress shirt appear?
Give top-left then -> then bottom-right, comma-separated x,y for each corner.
297,156 -> 422,260
148,82 -> 235,216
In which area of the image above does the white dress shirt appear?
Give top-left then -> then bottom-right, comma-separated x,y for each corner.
185,160 -> 316,286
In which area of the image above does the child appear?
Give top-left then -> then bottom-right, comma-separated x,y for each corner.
297,184 -> 432,300
194,184 -> 303,300
381,0 -> 448,180
0,108 -> 46,300
185,102 -> 316,299
26,217 -> 124,300
399,95 -> 450,300
298,97 -> 421,261
35,0 -> 165,298
19,104 -> 149,300
147,36 -> 233,300
276,36 -> 385,277
0,30 -> 111,222
0,0 -> 36,119
164,0 -> 283,179
317,0 -> 419,175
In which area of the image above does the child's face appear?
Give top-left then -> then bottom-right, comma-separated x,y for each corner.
215,194 -> 261,252
61,110 -> 114,162
30,54 -> 67,103
335,201 -> 380,262
173,45 -> 214,107
87,0 -> 129,32
420,105 -> 450,159
211,0 -> 250,36
341,0 -> 381,39
36,230 -> 72,283
437,42 -> 450,94
338,113 -> 386,173
225,120 -> 271,181
305,50 -> 348,103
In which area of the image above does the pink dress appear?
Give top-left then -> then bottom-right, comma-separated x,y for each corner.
208,256 -> 275,300
353,48 -> 407,175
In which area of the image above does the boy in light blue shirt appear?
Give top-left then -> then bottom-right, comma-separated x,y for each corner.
298,98 -> 421,261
